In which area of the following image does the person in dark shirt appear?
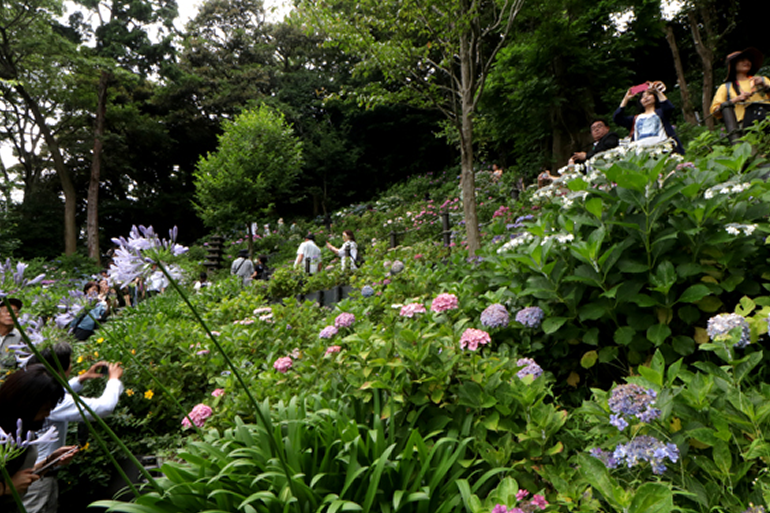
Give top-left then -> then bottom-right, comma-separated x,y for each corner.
569,119 -> 619,164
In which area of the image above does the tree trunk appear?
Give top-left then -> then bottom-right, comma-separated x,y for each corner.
688,10 -> 715,130
459,29 -> 480,256
14,84 -> 77,254
88,70 -> 110,265
665,25 -> 698,125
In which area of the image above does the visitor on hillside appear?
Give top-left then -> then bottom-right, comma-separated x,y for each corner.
193,272 -> 210,292
0,365 -> 76,512
22,344 -> 124,513
569,119 -> 620,165
69,282 -> 110,341
252,255 -> 270,281
1,297 -> 23,372
231,249 -> 254,286
614,81 -> 684,154
491,164 -> 504,182
537,169 -> 559,188
295,234 -> 322,274
326,230 -> 359,271
710,47 -> 770,129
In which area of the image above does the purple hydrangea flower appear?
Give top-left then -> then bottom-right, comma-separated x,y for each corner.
480,303 -> 509,328
516,358 -> 543,380
608,384 -> 660,430
515,306 -> 544,328
390,260 -> 405,275
319,325 -> 338,339
334,313 -> 355,329
707,313 -> 750,348
590,447 -> 619,469
612,435 -> 678,475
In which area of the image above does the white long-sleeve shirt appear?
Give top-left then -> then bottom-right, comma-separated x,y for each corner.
34,377 -> 124,463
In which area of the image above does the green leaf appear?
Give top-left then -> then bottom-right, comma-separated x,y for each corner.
614,326 -> 636,346
599,346 -> 619,363
579,302 -> 606,321
542,317 -> 567,334
585,197 -> 603,219
696,296 -> 723,312
646,324 -> 671,346
713,441 -> 732,474
617,260 -> 648,273
627,483 -> 674,513
581,350 -> 598,369
678,284 -> 711,303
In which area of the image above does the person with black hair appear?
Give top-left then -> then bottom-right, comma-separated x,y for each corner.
0,365 -> 75,509
569,119 -> 620,164
252,255 -> 270,281
230,249 -> 255,286
295,234 -> 322,274
327,230 -> 359,271
710,47 -> 770,128
21,343 -> 124,513
1,298 -> 23,372
70,282 -> 110,341
614,82 -> 684,154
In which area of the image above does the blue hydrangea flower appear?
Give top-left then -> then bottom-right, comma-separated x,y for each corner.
516,358 -> 543,380
612,436 -> 678,475
480,304 -> 509,328
608,384 -> 660,430
361,285 -> 375,297
707,313 -> 750,348
515,306 -> 544,328
589,447 -> 618,469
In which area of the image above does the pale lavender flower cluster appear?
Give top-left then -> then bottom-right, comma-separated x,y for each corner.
515,306 -> 544,328
5,314 -> 47,368
335,313 -> 355,328
743,504 -> 767,513
589,447 -> 619,469
608,384 -> 660,431
0,259 -> 45,295
516,358 -> 543,380
273,356 -> 293,373
361,285 -> 375,298
319,325 -> 338,339
400,303 -> 426,318
109,225 -> 188,286
181,404 -> 213,428
612,435 -> 679,475
390,260 -> 405,275
707,313 -> 750,348
459,328 -> 491,351
54,290 -> 88,329
431,293 -> 458,313
0,420 -> 58,462
480,304 -> 509,328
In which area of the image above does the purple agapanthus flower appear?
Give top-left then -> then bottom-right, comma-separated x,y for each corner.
108,225 -> 188,286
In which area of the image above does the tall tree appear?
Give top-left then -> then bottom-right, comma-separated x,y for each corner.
194,105 -> 303,256
301,0 -> 525,254
0,0 -> 79,254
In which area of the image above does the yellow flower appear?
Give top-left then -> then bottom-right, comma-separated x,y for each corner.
126,389 -> 134,397
144,390 -> 154,400
81,442 -> 90,452
76,356 -> 84,364
131,349 -> 136,355
78,370 -> 86,375
96,338 -> 104,344
93,351 -> 99,357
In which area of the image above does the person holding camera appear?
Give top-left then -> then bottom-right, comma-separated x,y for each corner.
710,47 -> 770,129
614,81 -> 684,154
22,343 -> 124,513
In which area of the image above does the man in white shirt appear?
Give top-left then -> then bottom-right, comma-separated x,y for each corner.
22,343 -> 124,513
295,234 -> 322,274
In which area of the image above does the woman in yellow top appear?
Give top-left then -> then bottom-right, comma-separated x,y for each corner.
710,47 -> 770,128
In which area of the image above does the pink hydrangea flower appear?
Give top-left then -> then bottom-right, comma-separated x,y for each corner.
531,495 -> 548,510
325,345 -> 342,356
319,325 -> 338,339
335,313 -> 355,328
211,388 -> 225,397
400,303 -> 427,317
431,293 -> 458,313
181,403 -> 213,428
274,356 -> 293,373
459,328 -> 491,351
196,349 -> 209,356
